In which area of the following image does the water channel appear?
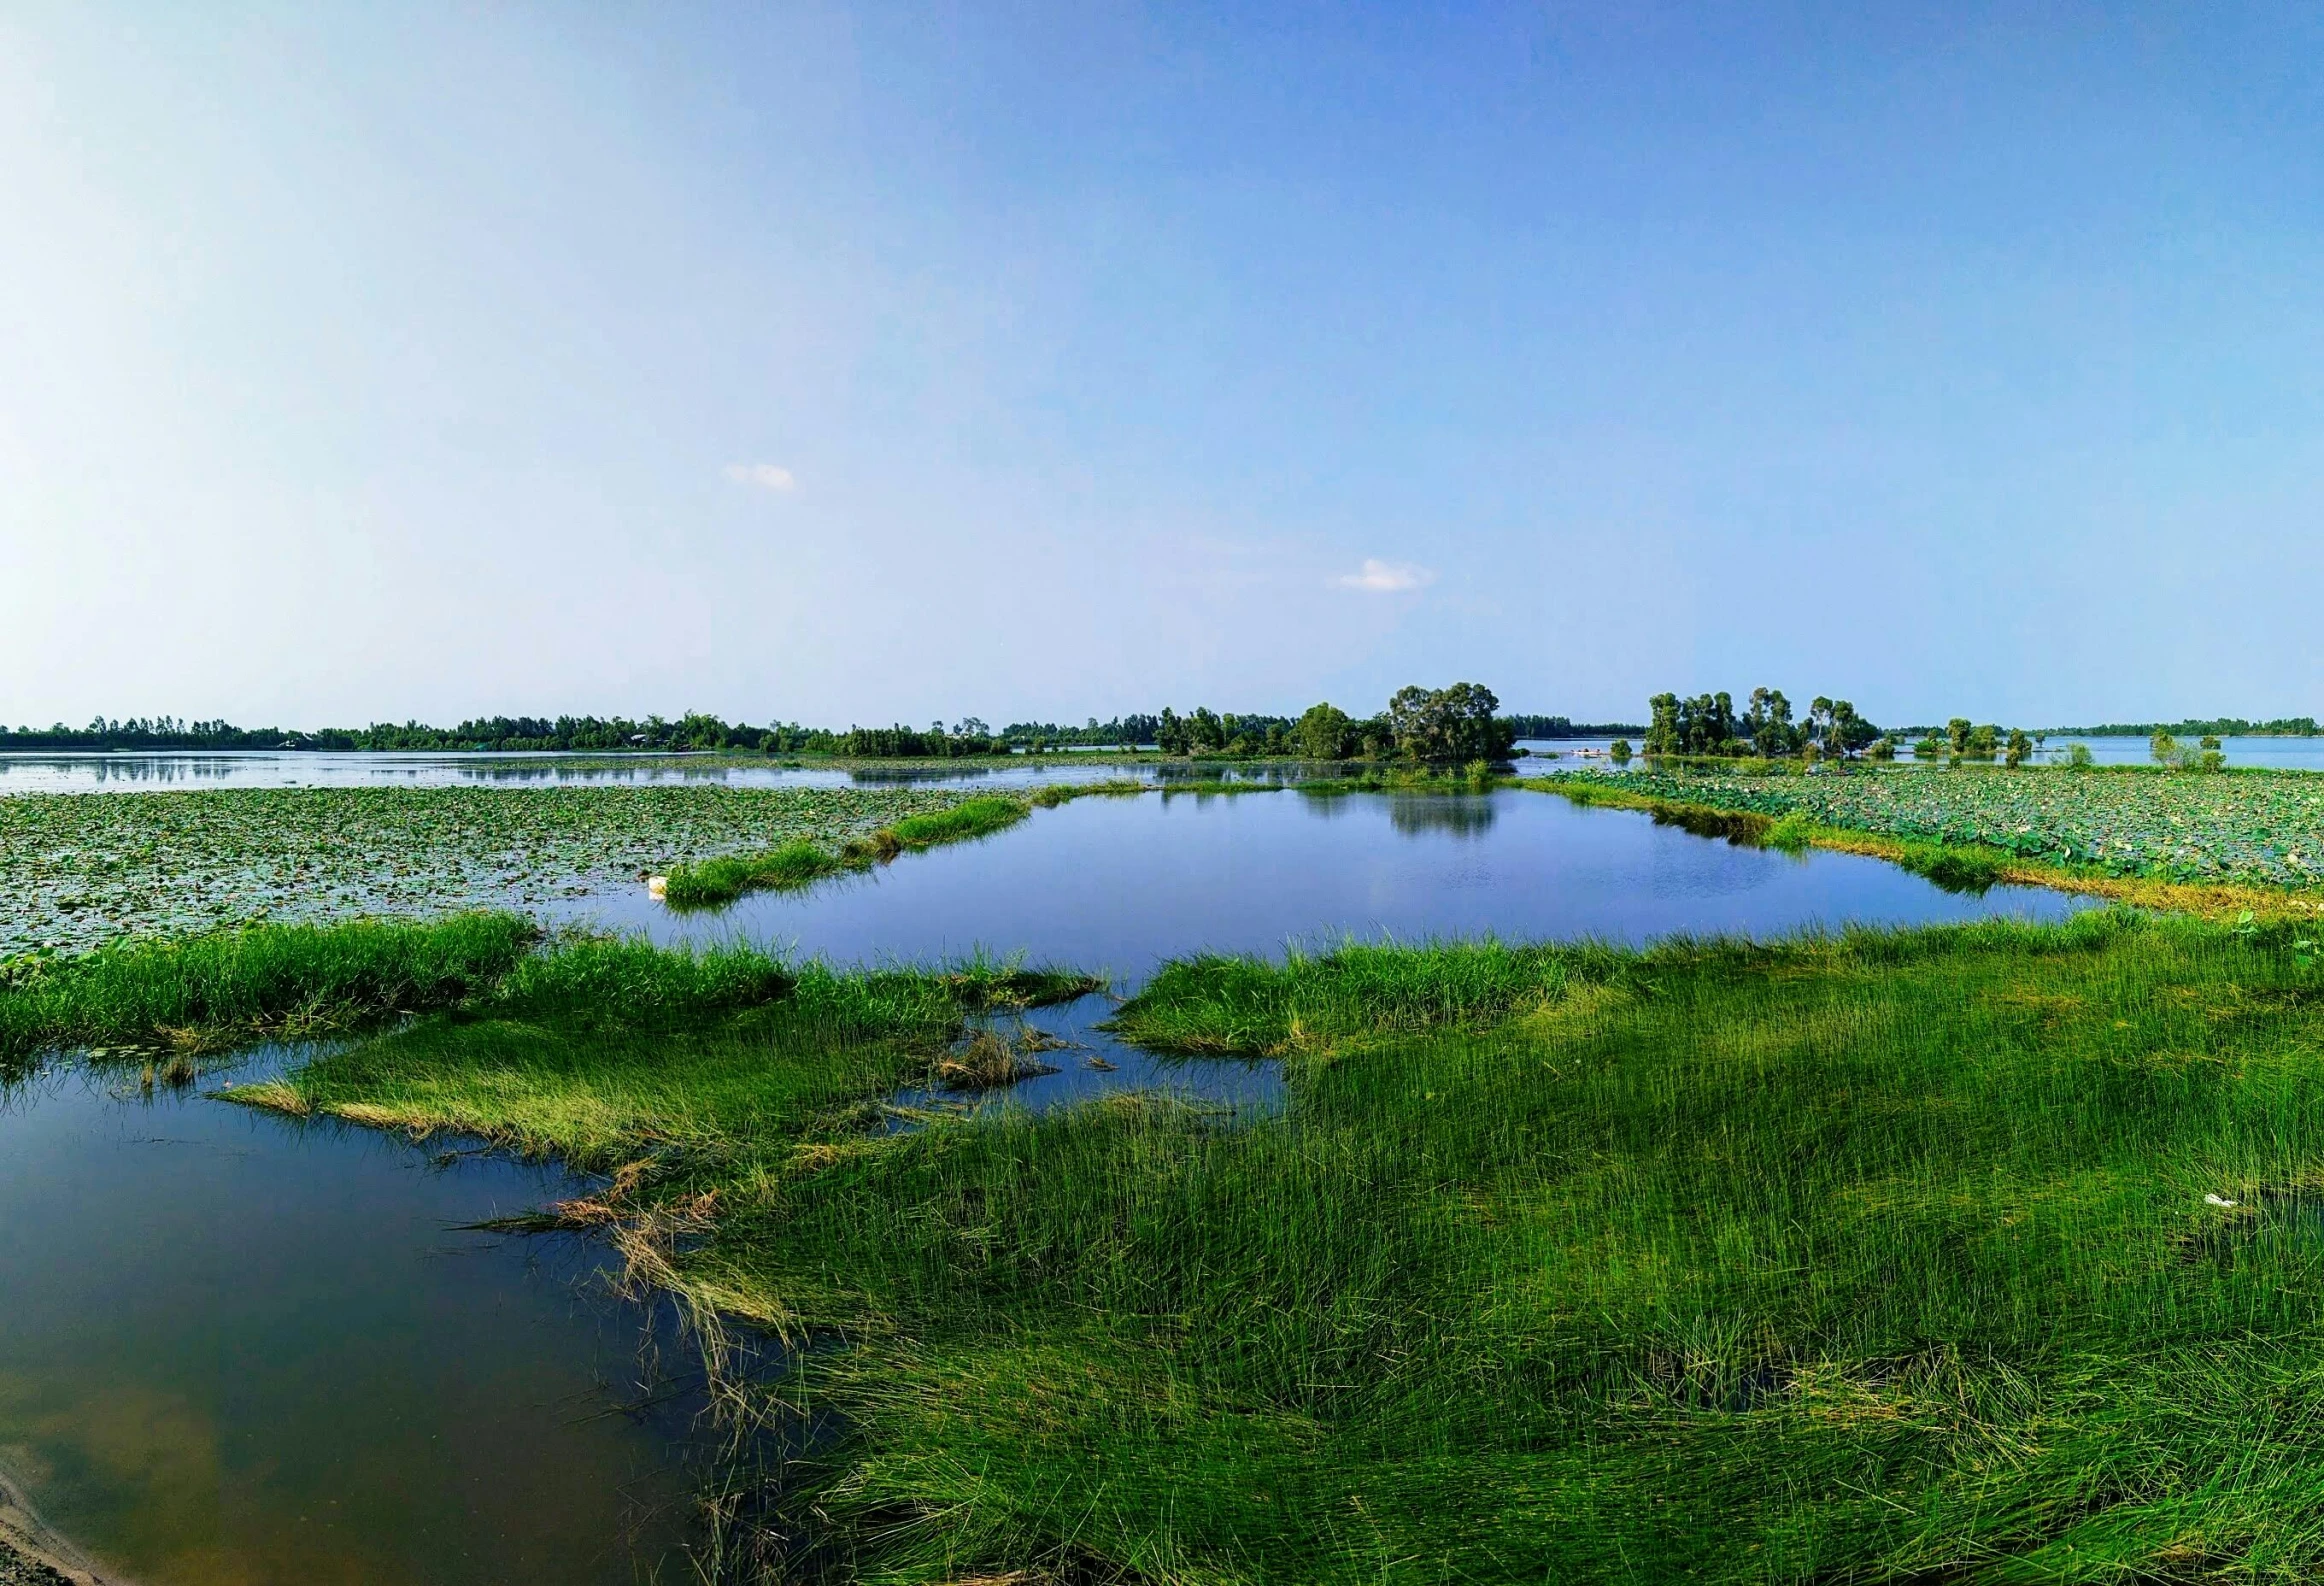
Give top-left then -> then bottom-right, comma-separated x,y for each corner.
1,777 -> 2097,1583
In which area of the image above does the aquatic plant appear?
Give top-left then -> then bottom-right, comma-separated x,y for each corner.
0,784 -> 974,956
1543,764 -> 2324,892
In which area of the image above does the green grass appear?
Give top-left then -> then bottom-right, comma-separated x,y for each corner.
0,913 -> 538,1074
661,795 -> 1038,908
240,945 -> 1097,1178
0,784 -> 978,955
244,906 -> 2324,1582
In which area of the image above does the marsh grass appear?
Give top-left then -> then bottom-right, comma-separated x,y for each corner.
234,901 -> 2324,1582
1027,778 -> 1149,808
0,913 -> 536,1073
691,909 -> 2324,1582
663,796 -> 1037,908
232,945 -> 1099,1180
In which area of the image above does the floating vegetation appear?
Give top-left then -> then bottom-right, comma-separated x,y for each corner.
1541,766 -> 2324,891
0,784 -> 973,955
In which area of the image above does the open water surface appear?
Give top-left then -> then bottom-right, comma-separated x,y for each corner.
0,1051 -> 713,1585
0,779 -> 2099,1582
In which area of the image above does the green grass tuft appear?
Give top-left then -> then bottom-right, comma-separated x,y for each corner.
0,912 -> 538,1071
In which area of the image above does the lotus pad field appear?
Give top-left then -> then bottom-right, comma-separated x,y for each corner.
1553,766 -> 2324,889
0,785 -> 971,956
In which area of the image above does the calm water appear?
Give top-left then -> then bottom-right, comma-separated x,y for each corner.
563,784 -> 2093,977
0,1052 -> 712,1586
1,781 -> 2099,1583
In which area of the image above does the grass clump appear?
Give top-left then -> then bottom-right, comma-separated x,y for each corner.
0,912 -> 536,1072
664,796 -> 1036,908
1110,937 -> 1608,1054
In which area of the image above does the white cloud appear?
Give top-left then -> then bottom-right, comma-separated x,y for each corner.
1333,557 -> 1436,593
724,462 -> 796,492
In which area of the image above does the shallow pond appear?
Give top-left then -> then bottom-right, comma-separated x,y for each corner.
0,1052 -> 715,1585
1,781 -> 2098,1583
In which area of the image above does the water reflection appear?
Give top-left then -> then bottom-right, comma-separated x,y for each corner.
1384,792 -> 1496,838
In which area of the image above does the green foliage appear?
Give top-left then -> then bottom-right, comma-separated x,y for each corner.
1385,682 -> 1515,763
1609,738 -> 1632,764
1553,766 -> 2324,889
1293,701 -> 1358,760
0,784 -> 970,957
2068,742 -> 2096,768
662,796 -> 1033,908
0,913 -> 537,1072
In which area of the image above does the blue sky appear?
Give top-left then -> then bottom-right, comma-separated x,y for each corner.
5,3 -> 2321,729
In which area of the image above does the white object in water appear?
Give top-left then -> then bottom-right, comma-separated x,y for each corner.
647,875 -> 668,897
2205,1193 -> 2239,1208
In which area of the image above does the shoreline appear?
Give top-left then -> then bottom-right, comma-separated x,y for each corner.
0,1470 -> 114,1586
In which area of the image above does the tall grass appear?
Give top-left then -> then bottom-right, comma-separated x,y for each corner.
690,909 -> 2324,1581
247,950 -> 1098,1175
0,913 -> 536,1071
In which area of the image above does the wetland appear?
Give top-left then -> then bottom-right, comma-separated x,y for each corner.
6,754 -> 2323,1582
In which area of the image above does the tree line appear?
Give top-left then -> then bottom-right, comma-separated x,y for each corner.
0,686 -> 1518,762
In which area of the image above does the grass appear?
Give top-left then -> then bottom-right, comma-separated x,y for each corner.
0,784 -> 978,955
229,905 -> 2324,1582
233,943 -> 1097,1180
0,913 -> 538,1075
661,795 -> 1038,908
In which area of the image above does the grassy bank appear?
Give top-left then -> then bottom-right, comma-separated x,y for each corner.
240,908 -> 2324,1582
0,784 -> 979,956
229,941 -> 1096,1182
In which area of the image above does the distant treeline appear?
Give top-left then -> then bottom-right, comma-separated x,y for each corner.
5,689 -> 1535,762
2023,717 -> 2320,738
1501,714 -> 1647,738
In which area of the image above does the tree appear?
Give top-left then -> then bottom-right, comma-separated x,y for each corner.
1744,688 -> 1795,757
1948,718 -> 1972,755
2004,728 -> 2032,768
1295,702 -> 1356,760
1386,683 -> 1512,763
1645,693 -> 1683,756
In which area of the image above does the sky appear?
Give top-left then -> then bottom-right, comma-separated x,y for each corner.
4,3 -> 2322,731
